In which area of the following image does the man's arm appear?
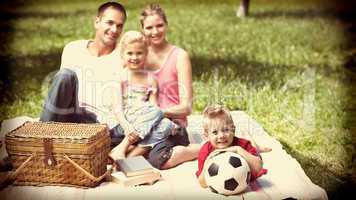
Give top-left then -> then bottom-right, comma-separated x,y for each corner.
60,41 -> 77,69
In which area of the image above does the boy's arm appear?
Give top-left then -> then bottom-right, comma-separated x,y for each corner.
197,149 -> 219,188
237,132 -> 272,153
198,171 -> 208,188
232,146 -> 263,174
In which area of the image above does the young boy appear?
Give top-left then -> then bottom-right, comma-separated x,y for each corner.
196,105 -> 267,188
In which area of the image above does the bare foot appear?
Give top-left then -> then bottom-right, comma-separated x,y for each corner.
171,123 -> 180,136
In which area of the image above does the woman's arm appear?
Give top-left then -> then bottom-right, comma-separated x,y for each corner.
149,78 -> 158,106
162,50 -> 193,118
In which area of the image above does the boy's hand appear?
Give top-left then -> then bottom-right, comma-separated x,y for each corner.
258,146 -> 272,153
213,146 -> 242,154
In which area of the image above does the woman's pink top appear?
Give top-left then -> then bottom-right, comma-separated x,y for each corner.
153,46 -> 187,127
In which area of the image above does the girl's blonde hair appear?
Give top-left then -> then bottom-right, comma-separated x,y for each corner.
202,105 -> 236,137
140,3 -> 168,27
119,30 -> 148,57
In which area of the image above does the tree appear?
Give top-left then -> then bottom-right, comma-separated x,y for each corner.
236,0 -> 250,18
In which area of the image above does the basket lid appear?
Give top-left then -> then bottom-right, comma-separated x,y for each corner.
6,121 -> 108,141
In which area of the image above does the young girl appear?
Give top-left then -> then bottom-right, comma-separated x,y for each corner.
109,31 -> 177,160
196,105 -> 267,188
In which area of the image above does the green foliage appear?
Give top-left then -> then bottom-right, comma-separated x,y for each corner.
0,0 -> 354,198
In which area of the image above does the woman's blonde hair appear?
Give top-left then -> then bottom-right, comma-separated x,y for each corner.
140,3 -> 168,27
202,105 -> 236,137
119,30 -> 148,57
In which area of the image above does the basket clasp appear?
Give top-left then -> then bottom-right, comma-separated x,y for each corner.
43,138 -> 57,167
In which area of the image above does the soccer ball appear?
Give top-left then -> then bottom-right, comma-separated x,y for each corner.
204,151 -> 251,195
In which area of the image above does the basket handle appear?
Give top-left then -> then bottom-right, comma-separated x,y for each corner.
3,153 -> 111,184
5,153 -> 37,181
63,154 -> 112,182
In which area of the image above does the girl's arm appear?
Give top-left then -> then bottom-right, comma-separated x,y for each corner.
112,81 -> 138,141
162,50 -> 193,118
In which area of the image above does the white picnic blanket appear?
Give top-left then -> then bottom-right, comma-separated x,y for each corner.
0,111 -> 328,200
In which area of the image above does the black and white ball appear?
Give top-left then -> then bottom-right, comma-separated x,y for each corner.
204,151 -> 251,195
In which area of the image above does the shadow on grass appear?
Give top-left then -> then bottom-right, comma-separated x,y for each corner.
250,1 -> 355,21
0,0 -> 91,21
0,0 -> 63,104
340,2 -> 356,135
0,2 -> 17,105
0,9 -> 90,21
191,54 -> 301,89
279,140 -> 356,200
191,53 -> 343,90
250,9 -> 338,20
0,51 -> 61,102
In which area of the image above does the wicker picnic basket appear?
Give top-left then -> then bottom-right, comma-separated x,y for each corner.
5,121 -> 111,187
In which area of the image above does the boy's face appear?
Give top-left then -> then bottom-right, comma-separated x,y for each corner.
123,42 -> 147,71
207,120 -> 234,149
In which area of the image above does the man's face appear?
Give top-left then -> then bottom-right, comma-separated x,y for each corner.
95,7 -> 125,47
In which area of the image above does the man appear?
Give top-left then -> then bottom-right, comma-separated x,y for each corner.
40,2 -> 126,128
0,2 -> 135,174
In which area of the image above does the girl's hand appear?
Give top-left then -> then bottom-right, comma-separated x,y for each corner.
127,131 -> 140,144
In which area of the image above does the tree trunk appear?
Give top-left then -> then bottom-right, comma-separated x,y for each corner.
236,0 -> 250,18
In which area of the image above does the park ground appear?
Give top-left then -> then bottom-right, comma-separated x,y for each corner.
0,0 -> 355,199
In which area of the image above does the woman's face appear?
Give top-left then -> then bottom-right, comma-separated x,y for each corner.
142,14 -> 167,46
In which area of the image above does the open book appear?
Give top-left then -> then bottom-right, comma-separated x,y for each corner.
115,156 -> 156,177
111,169 -> 161,187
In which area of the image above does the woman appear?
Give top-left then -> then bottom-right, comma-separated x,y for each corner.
140,4 -> 200,169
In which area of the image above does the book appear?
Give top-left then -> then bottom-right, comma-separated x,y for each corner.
111,169 -> 161,187
115,156 -> 156,177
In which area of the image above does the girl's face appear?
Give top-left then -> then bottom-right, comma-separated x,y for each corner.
207,120 -> 234,149
122,42 -> 147,71
142,14 -> 167,46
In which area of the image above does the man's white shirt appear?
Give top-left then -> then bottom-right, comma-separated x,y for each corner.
60,40 -> 122,128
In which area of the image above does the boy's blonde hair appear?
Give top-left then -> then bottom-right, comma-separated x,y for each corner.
202,105 -> 236,137
119,30 -> 148,57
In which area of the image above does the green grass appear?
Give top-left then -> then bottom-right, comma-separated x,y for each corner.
0,0 -> 355,198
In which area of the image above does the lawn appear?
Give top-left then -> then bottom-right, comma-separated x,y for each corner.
0,0 -> 355,199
